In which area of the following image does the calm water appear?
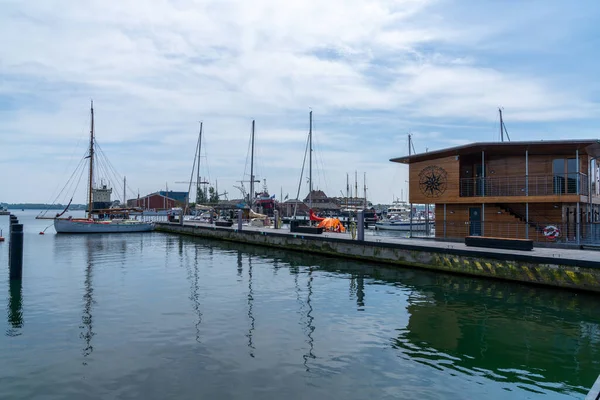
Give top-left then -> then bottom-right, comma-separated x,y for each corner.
1,210 -> 599,399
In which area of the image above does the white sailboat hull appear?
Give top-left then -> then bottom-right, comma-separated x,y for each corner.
54,219 -> 154,233
374,220 -> 433,231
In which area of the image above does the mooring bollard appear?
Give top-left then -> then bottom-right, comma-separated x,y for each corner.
179,210 -> 184,226
274,210 -> 279,229
357,210 -> 365,241
9,223 -> 23,280
237,209 -> 243,231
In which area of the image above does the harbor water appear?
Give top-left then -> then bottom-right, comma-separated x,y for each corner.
1,211 -> 599,399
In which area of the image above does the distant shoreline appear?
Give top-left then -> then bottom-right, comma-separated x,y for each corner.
1,204 -> 88,210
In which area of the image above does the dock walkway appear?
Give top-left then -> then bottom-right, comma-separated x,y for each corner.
157,221 -> 600,293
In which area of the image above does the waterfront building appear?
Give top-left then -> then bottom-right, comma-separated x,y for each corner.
303,190 -> 340,215
391,140 -> 600,244
128,190 -> 188,210
281,199 -> 309,217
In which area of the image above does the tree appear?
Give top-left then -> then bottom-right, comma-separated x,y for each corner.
196,186 -> 207,204
208,186 -> 219,203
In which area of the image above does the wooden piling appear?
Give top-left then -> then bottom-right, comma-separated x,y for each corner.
9,223 -> 23,280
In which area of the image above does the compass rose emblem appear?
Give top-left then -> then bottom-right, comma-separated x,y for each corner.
418,166 -> 448,198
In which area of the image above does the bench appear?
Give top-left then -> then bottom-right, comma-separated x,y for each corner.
215,220 -> 234,227
290,225 -> 324,235
465,236 -> 533,251
289,220 -> 324,235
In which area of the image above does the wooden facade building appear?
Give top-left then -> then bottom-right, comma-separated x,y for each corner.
391,140 -> 600,244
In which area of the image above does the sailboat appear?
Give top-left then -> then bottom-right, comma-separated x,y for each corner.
291,111 -> 343,233
52,101 -> 154,233
374,134 -> 433,232
240,120 -> 271,227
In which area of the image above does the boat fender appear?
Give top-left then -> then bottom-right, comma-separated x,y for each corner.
349,222 -> 357,240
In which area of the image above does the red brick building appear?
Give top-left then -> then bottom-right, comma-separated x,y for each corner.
128,191 -> 188,210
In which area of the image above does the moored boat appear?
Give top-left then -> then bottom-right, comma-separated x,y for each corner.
42,101 -> 154,234
54,217 -> 154,233
375,201 -> 434,231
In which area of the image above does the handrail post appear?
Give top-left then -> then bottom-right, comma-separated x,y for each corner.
526,150 -> 529,239
577,149 -> 580,245
481,150 -> 485,235
586,373 -> 600,399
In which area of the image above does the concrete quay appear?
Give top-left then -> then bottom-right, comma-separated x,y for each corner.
156,221 -> 600,293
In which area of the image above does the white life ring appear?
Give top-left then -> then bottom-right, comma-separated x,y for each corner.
543,225 -> 561,241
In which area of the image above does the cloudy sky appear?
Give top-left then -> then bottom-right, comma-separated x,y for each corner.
1,0 -> 599,204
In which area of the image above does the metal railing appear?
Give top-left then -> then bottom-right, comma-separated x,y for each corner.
460,174 -> 589,197
442,220 -> 600,245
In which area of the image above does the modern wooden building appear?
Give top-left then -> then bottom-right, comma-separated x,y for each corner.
391,140 -> 600,244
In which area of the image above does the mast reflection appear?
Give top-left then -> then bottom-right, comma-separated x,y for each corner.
80,237 -> 96,365
302,267 -> 315,371
246,254 -> 255,357
186,244 -> 202,343
236,251 -> 243,278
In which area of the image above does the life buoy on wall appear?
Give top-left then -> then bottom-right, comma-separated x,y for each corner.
543,225 -> 561,241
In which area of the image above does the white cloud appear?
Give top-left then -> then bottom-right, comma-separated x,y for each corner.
0,0 -> 598,204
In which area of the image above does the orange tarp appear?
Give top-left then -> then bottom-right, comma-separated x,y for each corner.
316,217 -> 346,233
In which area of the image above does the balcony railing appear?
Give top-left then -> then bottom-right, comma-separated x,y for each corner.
459,174 -> 589,197
441,221 -> 600,246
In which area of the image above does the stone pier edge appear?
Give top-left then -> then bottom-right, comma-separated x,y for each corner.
156,223 -> 600,293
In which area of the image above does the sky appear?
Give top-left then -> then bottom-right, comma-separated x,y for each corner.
1,0 -> 600,205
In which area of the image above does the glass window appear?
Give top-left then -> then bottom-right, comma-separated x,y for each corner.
553,159 -> 565,194
567,158 -> 577,173
567,158 -> 578,194
553,159 -> 565,175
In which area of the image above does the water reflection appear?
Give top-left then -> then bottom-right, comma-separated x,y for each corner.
183,237 -> 600,396
246,255 -> 255,357
80,237 -> 97,365
236,250 -> 243,278
185,245 -> 202,343
6,280 -> 23,336
392,275 -> 600,395
302,267 -> 315,371
350,273 -> 365,310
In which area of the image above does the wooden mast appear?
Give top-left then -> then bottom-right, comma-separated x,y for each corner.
309,111 -> 313,210
197,122 -> 203,203
88,100 -> 95,218
499,108 -> 504,142
250,120 -> 255,207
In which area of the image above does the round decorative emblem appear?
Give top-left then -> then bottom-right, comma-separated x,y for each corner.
418,166 -> 448,198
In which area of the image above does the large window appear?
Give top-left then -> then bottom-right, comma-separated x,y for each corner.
553,158 -> 578,194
